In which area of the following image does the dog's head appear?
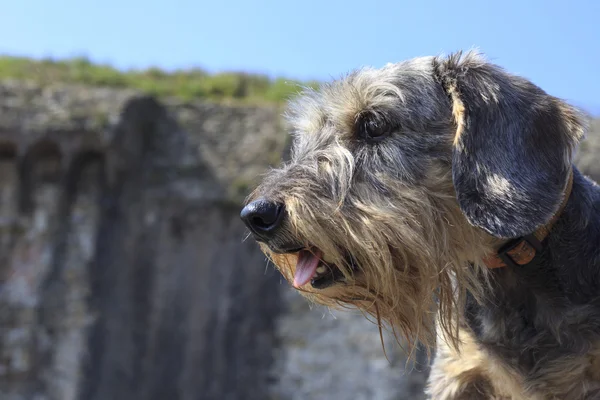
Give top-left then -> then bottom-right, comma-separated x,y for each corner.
240,51 -> 585,348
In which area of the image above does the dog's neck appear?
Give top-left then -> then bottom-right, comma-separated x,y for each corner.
481,168 -> 574,269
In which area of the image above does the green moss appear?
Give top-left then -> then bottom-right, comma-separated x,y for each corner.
90,112 -> 110,129
230,176 -> 255,200
0,55 -> 321,104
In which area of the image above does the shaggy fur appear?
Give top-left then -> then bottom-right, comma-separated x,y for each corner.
240,50 -> 600,399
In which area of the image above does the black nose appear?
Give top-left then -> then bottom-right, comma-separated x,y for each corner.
240,198 -> 285,238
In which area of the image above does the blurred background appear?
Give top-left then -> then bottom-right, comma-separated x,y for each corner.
0,1 -> 598,399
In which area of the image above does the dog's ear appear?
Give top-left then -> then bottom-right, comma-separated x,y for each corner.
436,51 -> 585,239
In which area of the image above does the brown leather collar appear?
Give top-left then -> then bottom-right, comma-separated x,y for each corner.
482,169 -> 574,269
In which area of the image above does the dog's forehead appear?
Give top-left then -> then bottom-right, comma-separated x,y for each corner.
284,56 -> 442,141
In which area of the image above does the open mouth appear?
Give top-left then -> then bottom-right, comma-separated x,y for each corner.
292,247 -> 352,290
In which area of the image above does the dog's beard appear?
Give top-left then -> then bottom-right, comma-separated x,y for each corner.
259,175 -> 494,356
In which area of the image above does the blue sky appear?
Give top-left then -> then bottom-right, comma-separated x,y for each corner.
2,0 -> 599,114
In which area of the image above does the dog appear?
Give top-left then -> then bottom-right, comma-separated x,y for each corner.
240,50 -> 600,399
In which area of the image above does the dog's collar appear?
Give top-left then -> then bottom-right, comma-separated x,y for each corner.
482,168 -> 574,269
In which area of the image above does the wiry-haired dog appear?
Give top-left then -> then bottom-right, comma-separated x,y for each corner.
240,51 -> 600,399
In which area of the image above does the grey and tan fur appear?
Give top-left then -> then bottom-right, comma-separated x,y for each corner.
240,50 -> 600,399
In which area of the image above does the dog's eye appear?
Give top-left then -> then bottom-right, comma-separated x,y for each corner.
356,112 -> 392,142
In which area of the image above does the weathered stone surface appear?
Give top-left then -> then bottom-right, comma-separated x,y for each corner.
0,79 -> 597,400
165,99 -> 287,202
575,117 -> 600,182
270,289 -> 429,400
0,82 -> 285,400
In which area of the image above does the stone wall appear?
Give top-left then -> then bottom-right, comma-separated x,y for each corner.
0,79 -> 597,400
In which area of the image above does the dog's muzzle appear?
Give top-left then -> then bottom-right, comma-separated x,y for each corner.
240,197 -> 285,240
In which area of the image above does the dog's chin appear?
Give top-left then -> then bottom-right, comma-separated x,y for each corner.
268,242 -> 357,290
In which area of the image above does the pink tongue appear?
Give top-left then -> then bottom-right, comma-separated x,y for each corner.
293,249 -> 322,288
